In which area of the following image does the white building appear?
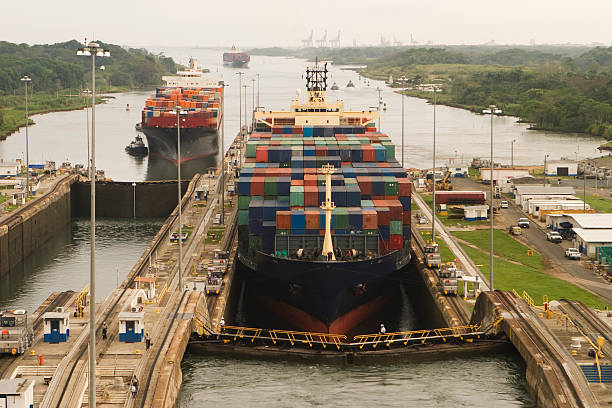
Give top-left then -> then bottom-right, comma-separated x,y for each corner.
448,165 -> 469,177
0,162 -> 20,178
527,199 -> 588,219
513,185 -> 575,205
545,160 -> 578,177
573,228 -> 612,256
463,205 -> 488,221
519,194 -> 580,212
0,378 -> 34,408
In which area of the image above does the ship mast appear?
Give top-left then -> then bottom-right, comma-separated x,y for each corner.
320,164 -> 336,261
305,58 -> 328,105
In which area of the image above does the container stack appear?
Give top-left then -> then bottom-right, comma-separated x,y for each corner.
141,87 -> 222,129
238,126 -> 412,258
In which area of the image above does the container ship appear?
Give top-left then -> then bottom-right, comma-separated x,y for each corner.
223,45 -> 250,68
236,62 -> 412,334
140,58 -> 223,164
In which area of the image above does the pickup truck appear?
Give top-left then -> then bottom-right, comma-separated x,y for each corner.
518,218 -> 530,228
546,231 -> 562,243
565,248 -> 581,260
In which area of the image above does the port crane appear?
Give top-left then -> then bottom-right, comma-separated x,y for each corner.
316,30 -> 328,48
393,35 -> 402,47
302,30 -> 314,48
329,30 -> 341,48
380,34 -> 390,47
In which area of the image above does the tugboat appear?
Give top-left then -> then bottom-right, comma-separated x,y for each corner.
346,80 -> 355,88
135,122 -> 142,131
330,82 -> 339,90
125,135 -> 149,157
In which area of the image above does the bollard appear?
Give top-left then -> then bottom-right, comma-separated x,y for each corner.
38,354 -> 44,366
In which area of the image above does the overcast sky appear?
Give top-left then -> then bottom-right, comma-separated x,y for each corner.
4,0 -> 611,48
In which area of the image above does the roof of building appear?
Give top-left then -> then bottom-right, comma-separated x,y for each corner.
567,214 -> 612,229
0,378 -> 33,395
511,177 -> 545,185
546,160 -> 577,165
43,312 -> 69,319
515,186 -> 575,196
463,205 -> 489,211
572,228 -> 612,243
118,311 -> 144,319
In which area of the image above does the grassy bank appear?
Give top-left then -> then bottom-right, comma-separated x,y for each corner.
452,229 -> 606,308
577,194 -> 612,213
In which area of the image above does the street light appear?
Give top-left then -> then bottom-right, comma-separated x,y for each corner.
242,84 -> 249,133
82,89 -> 91,177
173,106 -> 188,292
236,72 -> 244,134
376,87 -> 383,131
511,139 -> 516,169
401,93 -> 405,167
544,154 -> 550,181
220,81 -> 228,225
256,73 -> 260,114
20,76 -> 31,199
483,104 -> 502,291
132,182 -> 136,218
251,78 -> 256,130
431,87 -> 438,242
76,40 -> 109,408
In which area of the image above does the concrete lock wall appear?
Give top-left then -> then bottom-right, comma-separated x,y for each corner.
71,181 -> 189,218
0,177 -> 73,278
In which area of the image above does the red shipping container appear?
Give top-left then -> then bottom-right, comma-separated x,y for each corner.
291,179 -> 304,186
372,200 -> 386,208
270,140 -> 281,146
252,168 -> 265,175
356,176 -> 372,195
403,210 -> 412,224
389,235 -> 403,250
398,178 -> 412,196
304,175 -> 318,187
278,168 -> 291,177
304,186 -> 319,206
256,146 -> 268,162
362,210 -> 378,229
276,211 -> 291,229
376,162 -> 390,168
251,177 -> 265,196
376,207 -> 390,225
315,146 -> 327,157
290,206 -> 305,211
303,139 -> 315,146
384,195 -> 397,200
304,168 -> 317,175
305,210 -> 320,229
362,145 -> 375,162
379,238 -> 388,255
387,200 -> 403,220
292,126 -> 303,134
272,126 -> 283,134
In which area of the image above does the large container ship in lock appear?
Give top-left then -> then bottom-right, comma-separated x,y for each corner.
223,45 -> 250,68
140,58 -> 223,164
236,62 -> 412,335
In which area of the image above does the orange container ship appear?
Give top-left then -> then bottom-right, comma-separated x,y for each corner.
140,58 -> 223,163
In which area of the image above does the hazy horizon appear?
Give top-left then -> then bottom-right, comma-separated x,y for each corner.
2,0 -> 610,48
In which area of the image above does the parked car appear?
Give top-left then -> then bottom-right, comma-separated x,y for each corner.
509,226 -> 522,236
518,218 -> 530,228
500,200 -> 509,208
565,248 -> 581,260
546,231 -> 562,243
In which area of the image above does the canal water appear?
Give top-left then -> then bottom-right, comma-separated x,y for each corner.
0,47 -> 599,405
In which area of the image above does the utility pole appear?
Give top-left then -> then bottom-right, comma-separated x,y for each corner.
376,87 -> 383,131
236,72 -> 244,134
256,73 -> 260,112
221,81 -> 227,225
242,84 -> 248,133
251,78 -> 256,130
401,93 -> 405,167
431,87 -> 437,242
20,76 -> 31,199
511,139 -> 516,169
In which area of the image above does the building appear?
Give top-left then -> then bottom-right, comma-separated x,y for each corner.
513,185 -> 575,205
0,378 -> 34,408
526,199 -> 588,219
448,165 -> 468,177
545,160 -> 578,177
548,213 -> 612,230
572,228 -> 612,256
0,162 -> 20,178
479,168 -> 531,193
463,205 -> 488,221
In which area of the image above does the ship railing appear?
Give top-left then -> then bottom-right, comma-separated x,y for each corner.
216,325 -> 347,349
351,324 -> 483,349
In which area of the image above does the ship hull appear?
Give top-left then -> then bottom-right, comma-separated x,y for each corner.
223,60 -> 249,68
238,249 -> 410,334
141,126 -> 219,164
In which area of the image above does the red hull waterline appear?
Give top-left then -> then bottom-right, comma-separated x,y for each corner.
256,293 -> 393,335
149,150 -> 217,164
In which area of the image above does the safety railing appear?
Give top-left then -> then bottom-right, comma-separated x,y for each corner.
216,325 -> 347,349
352,324 -> 482,349
74,285 -> 89,318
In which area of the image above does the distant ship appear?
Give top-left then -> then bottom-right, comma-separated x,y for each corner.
140,58 -> 223,164
346,80 -> 355,88
223,45 -> 250,68
330,82 -> 339,90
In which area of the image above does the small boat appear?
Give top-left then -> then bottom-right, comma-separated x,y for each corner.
126,103 -> 130,111
135,122 -> 142,131
125,135 -> 149,157
346,80 -> 355,88
330,82 -> 339,90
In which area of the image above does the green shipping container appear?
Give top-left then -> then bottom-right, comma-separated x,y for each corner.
361,200 -> 375,208
390,220 -> 402,235
264,177 -> 278,196
238,210 -> 249,225
238,195 -> 251,210
382,142 -> 395,160
246,142 -> 258,158
249,235 -> 262,251
333,208 -> 349,229
384,176 -> 398,195
290,185 -> 304,207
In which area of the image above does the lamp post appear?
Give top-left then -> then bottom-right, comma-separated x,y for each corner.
82,89 -> 91,177
173,106 -> 187,291
256,73 -> 260,114
544,154 -> 550,182
220,81 -> 228,225
76,41 -> 110,408
431,87 -> 437,242
483,104 -> 502,291
20,76 -> 31,199
251,78 -> 256,130
376,87 -> 383,131
236,72 -> 244,134
511,139 -> 516,169
401,93 -> 405,167
242,84 -> 249,133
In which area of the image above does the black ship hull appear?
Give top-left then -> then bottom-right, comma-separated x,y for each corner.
141,126 -> 219,164
237,249 -> 411,334
224,60 -> 249,68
